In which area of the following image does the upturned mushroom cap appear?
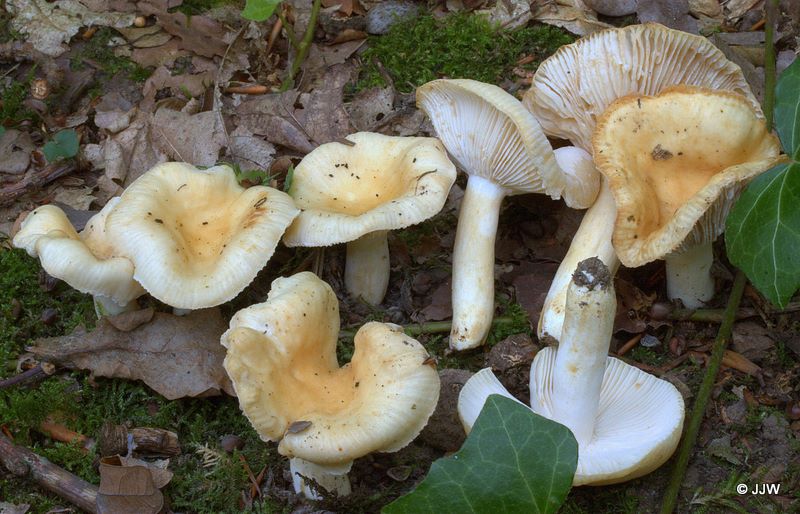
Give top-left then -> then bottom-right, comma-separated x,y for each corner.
12,199 -> 145,306
222,272 -> 440,466
525,23 -> 761,152
416,78 -> 598,208
593,86 -> 784,267
530,347 -> 684,485
282,132 -> 456,247
105,162 -> 299,309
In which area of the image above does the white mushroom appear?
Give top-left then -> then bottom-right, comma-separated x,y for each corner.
222,272 -> 440,498
416,79 -> 599,350
283,132 -> 456,305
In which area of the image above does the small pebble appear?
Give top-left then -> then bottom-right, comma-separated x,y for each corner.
220,434 -> 245,453
640,334 -> 660,348
40,308 -> 59,325
365,1 -> 420,35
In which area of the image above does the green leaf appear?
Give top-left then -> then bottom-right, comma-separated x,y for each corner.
383,395 -> 577,514
775,58 -> 800,159
42,129 -> 79,162
241,0 -> 281,21
0,126 -> 6,138
726,162 -> 800,308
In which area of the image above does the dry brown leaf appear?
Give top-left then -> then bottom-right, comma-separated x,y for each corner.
480,0 -> 532,29
141,66 -> 214,111
614,277 -> 657,334
722,349 -> 762,376
531,0 -> 613,36
29,309 -> 235,399
725,0 -> 762,21
415,280 -> 452,322
689,0 -> 722,17
346,86 -> 395,131
53,186 -> 95,210
96,455 -> 167,514
235,90 -> 316,154
106,307 -> 156,332
138,0 -> 228,57
227,126 -> 276,172
0,129 -> 34,175
152,107 -> 226,166
130,39 -> 189,68
293,62 -> 356,146
512,262 -> 559,326
637,0 -> 698,33
731,321 -> 774,362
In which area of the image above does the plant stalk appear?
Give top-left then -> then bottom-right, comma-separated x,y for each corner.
280,0 -> 321,91
660,270 -> 746,513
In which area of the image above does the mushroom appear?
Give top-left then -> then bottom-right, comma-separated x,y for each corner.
458,258 -> 684,485
416,78 -> 599,351
105,162 -> 299,310
12,199 -> 146,316
282,132 -> 456,305
222,272 -> 440,498
593,86 -> 784,308
526,22 -> 763,337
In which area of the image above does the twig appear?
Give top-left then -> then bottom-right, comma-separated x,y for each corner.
280,0 -> 322,91
0,431 -> 99,513
0,364 -> 46,389
660,271 -> 747,513
0,162 -> 77,206
338,316 -> 519,340
277,9 -> 299,49
239,454 -> 261,498
615,333 -> 643,356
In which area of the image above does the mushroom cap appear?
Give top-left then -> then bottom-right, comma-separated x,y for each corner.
593,86 -> 784,267
222,272 -> 440,466
106,162 -> 299,309
525,23 -> 761,152
282,132 -> 456,247
530,347 -> 684,485
12,200 -> 145,305
416,79 -> 598,208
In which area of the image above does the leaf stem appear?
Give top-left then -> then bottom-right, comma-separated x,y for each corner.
660,270 -> 746,513
280,0 -> 321,91
277,10 -> 299,49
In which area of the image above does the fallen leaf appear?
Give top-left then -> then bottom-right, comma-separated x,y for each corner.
512,262 -> 559,325
292,62 -> 356,146
531,0 -> 613,36
731,321 -> 774,362
637,0 -> 698,33
227,126 -> 276,172
53,186 -> 95,210
8,0 -> 135,56
96,455 -> 167,514
140,66 -> 214,111
614,277 -> 657,334
116,25 -> 172,48
689,0 -> 722,18
106,308 -> 156,332
724,0 -> 761,21
138,0 -> 229,57
346,86 -> 395,132
480,0 -> 532,29
130,39 -> 189,68
0,129 -> 34,175
152,107 -> 226,166
415,280 -> 452,322
722,350 -> 762,376
706,435 -> 742,465
29,309 -> 235,399
0,502 -> 30,514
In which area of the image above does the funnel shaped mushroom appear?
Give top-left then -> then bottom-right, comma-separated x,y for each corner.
416,79 -> 599,351
283,132 -> 456,305
526,22 -> 762,338
13,199 -> 145,316
594,87 -> 784,308
105,162 -> 299,310
222,272 -> 440,499
458,258 -> 684,485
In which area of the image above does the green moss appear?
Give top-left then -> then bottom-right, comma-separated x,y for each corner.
70,27 -> 152,82
173,0 -> 243,15
488,301 -> 531,344
0,73 -> 39,126
0,248 -> 95,378
358,13 -> 574,93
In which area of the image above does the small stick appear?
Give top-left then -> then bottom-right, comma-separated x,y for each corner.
0,364 -> 46,389
239,454 -> 261,498
0,432 -> 98,513
39,419 -> 94,452
615,333 -> 643,356
224,84 -> 269,95
266,16 -> 283,54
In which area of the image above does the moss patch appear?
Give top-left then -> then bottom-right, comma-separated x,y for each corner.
358,13 -> 574,93
70,27 -> 152,82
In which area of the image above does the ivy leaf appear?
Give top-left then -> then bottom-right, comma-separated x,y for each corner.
775,58 -> 800,160
383,395 -> 577,514
241,0 -> 281,22
726,57 -> 800,308
726,162 -> 800,307
42,129 -> 79,162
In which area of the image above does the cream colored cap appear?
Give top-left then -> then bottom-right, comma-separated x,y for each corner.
106,162 -> 299,309
417,79 -> 598,208
282,132 -> 456,247
529,347 -> 684,485
12,200 -> 145,305
525,23 -> 761,152
593,86 -> 784,267
222,272 -> 440,465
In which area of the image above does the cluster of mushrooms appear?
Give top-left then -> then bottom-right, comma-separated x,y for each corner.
13,23 -> 786,499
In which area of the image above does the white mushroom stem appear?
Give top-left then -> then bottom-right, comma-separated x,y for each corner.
289,458 -> 352,499
450,175 -> 507,350
665,241 -> 715,309
93,295 -> 136,318
538,179 -> 619,341
344,230 -> 390,305
550,258 -> 616,447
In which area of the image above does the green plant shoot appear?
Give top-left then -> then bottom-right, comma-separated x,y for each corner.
241,0 -> 281,21
726,57 -> 800,308
42,129 -> 79,162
